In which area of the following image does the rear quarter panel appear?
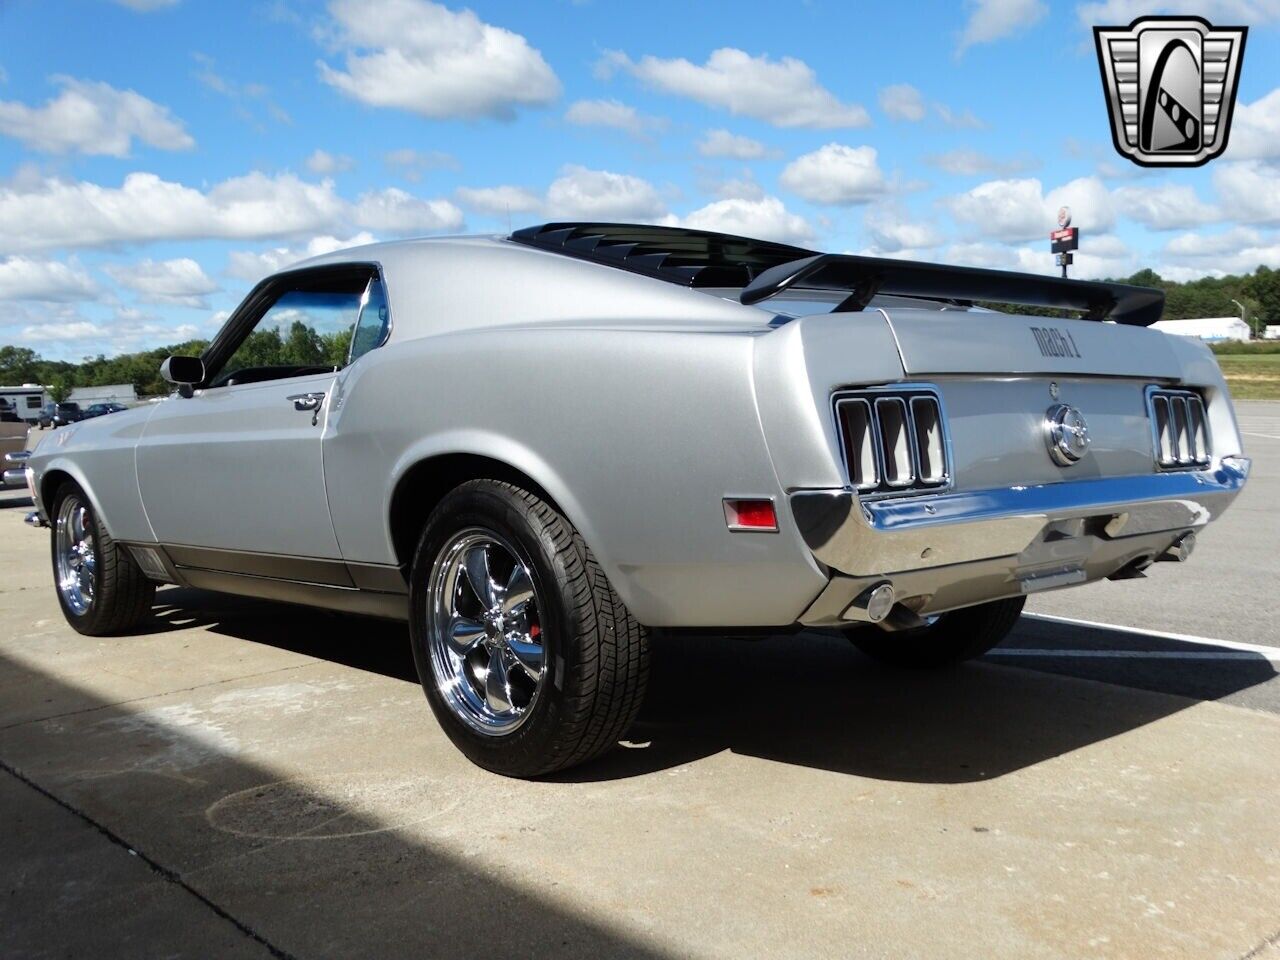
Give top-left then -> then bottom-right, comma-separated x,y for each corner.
324,324 -> 829,627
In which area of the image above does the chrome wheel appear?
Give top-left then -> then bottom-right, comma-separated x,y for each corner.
55,494 -> 96,616
427,528 -> 545,736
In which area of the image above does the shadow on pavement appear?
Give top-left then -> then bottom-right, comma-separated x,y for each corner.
137,588 -> 1276,786
0,648 -> 670,960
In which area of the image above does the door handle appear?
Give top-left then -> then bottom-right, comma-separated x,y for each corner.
287,392 -> 325,425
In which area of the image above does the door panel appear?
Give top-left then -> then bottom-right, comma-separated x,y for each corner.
136,371 -> 342,560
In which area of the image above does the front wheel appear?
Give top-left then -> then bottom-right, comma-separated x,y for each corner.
50,482 -> 155,635
846,596 -> 1025,669
409,480 -> 649,777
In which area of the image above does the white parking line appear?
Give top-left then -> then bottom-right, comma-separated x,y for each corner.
1001,613 -> 1280,663
1243,432 -> 1280,441
989,649 -> 1278,661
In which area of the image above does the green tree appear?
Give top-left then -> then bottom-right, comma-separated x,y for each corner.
48,374 -> 74,403
281,320 -> 325,366
0,345 -> 40,384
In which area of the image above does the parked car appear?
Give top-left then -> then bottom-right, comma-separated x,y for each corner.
21,223 -> 1250,776
37,402 -> 82,429
82,402 -> 129,419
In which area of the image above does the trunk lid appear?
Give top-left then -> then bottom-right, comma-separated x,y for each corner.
880,308 -> 1181,380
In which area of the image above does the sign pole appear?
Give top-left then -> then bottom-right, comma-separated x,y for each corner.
1051,206 -> 1078,280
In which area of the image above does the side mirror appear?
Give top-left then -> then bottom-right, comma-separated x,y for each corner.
160,355 -> 204,386
160,355 -> 204,397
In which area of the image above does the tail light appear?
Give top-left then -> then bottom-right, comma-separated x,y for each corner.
1146,387 -> 1210,469
835,387 -> 951,496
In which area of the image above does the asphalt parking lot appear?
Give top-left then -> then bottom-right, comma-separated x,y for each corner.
2,404 -> 1278,960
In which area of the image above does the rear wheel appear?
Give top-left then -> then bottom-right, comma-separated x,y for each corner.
847,597 -> 1025,669
409,480 -> 649,777
50,482 -> 155,635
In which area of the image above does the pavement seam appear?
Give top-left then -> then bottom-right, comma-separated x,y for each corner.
0,660 -> 319,733
0,759 -> 300,960
1240,927 -> 1280,960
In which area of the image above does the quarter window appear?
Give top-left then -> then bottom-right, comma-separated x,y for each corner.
349,278 -> 391,363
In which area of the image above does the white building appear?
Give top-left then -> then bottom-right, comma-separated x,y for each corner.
68,383 -> 139,406
1149,316 -> 1252,343
1263,325 -> 1280,341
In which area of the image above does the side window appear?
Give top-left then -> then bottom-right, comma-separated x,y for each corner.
349,277 -> 391,364
214,276 -> 368,387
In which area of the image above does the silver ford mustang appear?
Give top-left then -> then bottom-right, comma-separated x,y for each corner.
11,223 -> 1250,776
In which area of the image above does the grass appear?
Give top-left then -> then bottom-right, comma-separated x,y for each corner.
1214,352 -> 1280,400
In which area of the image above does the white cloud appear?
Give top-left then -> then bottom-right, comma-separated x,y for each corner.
227,233 -> 378,280
696,129 -> 777,160
934,104 -> 986,129
879,84 -> 926,122
609,48 -> 869,128
0,170 -> 460,252
679,196 -> 813,245
352,188 -> 464,232
105,257 -> 218,308
925,148 -> 1034,176
780,144 -> 885,205
945,176 -> 1114,242
1214,160 -> 1280,224
383,147 -> 459,182
1226,88 -> 1280,161
1160,226 -> 1280,276
958,0 -> 1047,54
0,76 -> 193,156
0,257 -> 101,302
1113,183 -> 1218,230
317,0 -> 560,120
564,98 -> 666,138
543,165 -> 667,220
305,149 -> 355,174
455,185 -> 543,217
863,206 -> 943,253
1076,1 -> 1280,31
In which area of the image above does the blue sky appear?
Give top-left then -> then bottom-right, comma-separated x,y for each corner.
1,0 -> 1278,360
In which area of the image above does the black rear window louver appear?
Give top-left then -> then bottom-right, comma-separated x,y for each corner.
509,222 -> 1166,327
510,222 -> 813,290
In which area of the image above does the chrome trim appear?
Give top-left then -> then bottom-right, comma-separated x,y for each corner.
831,383 -> 954,499
789,459 -> 1248,579
346,272 -> 394,365
2,467 -> 25,486
4,450 -> 30,463
54,493 -> 97,616
1145,385 -> 1211,470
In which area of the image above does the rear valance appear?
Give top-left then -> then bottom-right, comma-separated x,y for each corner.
739,253 -> 1165,327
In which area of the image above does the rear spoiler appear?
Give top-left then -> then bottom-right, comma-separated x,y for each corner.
738,253 -> 1165,327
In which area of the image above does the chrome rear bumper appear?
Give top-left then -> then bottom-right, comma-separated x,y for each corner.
791,458 -> 1249,625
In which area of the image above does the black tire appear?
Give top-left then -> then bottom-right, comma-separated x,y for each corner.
847,596 -> 1026,669
50,481 -> 155,636
408,480 -> 649,777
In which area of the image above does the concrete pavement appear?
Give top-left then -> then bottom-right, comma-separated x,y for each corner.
1,405 -> 1278,959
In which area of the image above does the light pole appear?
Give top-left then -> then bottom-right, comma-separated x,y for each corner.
1230,298 -> 1252,339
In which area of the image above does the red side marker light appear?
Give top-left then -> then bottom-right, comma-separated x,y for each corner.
723,498 -> 778,532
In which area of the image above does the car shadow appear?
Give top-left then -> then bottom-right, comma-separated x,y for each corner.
138,588 -> 1277,786
0,494 -> 33,510
0,649 -> 673,960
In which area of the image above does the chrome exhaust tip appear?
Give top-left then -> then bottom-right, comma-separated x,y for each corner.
24,511 -> 46,527
843,582 -> 896,623
1159,532 -> 1196,563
